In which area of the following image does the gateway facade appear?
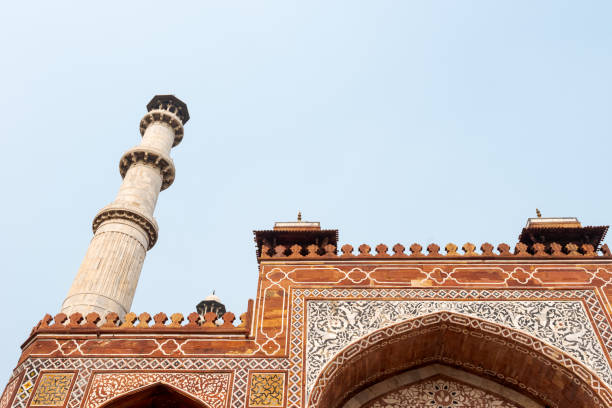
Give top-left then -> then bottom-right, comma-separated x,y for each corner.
2,96 -> 612,408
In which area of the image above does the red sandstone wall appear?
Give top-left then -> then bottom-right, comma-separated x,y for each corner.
3,251 -> 612,408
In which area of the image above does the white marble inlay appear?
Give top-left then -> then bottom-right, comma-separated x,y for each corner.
306,300 -> 612,392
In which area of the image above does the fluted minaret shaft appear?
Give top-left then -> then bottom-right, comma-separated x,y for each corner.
61,95 -> 189,318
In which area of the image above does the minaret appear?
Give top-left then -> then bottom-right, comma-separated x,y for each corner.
61,95 -> 189,318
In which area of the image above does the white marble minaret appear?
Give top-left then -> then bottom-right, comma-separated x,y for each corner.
61,95 -> 189,318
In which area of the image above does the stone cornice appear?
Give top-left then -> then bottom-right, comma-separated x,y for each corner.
92,206 -> 159,249
139,109 -> 185,147
119,147 -> 175,191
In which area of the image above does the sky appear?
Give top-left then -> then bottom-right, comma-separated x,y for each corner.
0,0 -> 611,386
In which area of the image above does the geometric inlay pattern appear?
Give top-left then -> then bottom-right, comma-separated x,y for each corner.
83,372 -> 231,408
30,373 -> 74,407
247,372 -> 285,407
306,299 -> 612,391
363,376 -> 520,408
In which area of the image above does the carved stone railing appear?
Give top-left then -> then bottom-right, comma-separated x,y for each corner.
30,300 -> 253,336
259,242 -> 611,259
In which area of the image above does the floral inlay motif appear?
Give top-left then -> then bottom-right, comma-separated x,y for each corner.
306,300 -> 612,391
83,372 -> 230,408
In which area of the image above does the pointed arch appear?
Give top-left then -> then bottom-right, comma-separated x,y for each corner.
98,382 -> 213,408
343,364 -> 542,407
308,311 -> 612,408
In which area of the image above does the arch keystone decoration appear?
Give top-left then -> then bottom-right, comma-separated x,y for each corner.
307,311 -> 612,408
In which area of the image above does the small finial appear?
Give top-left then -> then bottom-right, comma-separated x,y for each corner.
212,290 -> 215,295
536,208 -> 542,218
297,211 -> 302,222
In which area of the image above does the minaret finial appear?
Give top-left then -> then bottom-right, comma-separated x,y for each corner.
298,211 -> 302,222
536,208 -> 542,218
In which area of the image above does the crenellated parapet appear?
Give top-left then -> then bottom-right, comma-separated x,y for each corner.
259,241 -> 611,260
31,299 -> 252,336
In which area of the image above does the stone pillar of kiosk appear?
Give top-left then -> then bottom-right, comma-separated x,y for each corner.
61,95 -> 189,318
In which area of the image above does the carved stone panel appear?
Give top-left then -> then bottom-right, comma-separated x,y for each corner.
306,299 -> 612,392
28,372 -> 76,408
82,371 -> 231,408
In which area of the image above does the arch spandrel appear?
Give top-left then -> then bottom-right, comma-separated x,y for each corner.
97,383 -> 212,408
82,372 -> 231,408
305,298 -> 612,391
307,311 -> 612,408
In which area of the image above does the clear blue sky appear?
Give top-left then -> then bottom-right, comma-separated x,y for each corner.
1,1 -> 611,385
